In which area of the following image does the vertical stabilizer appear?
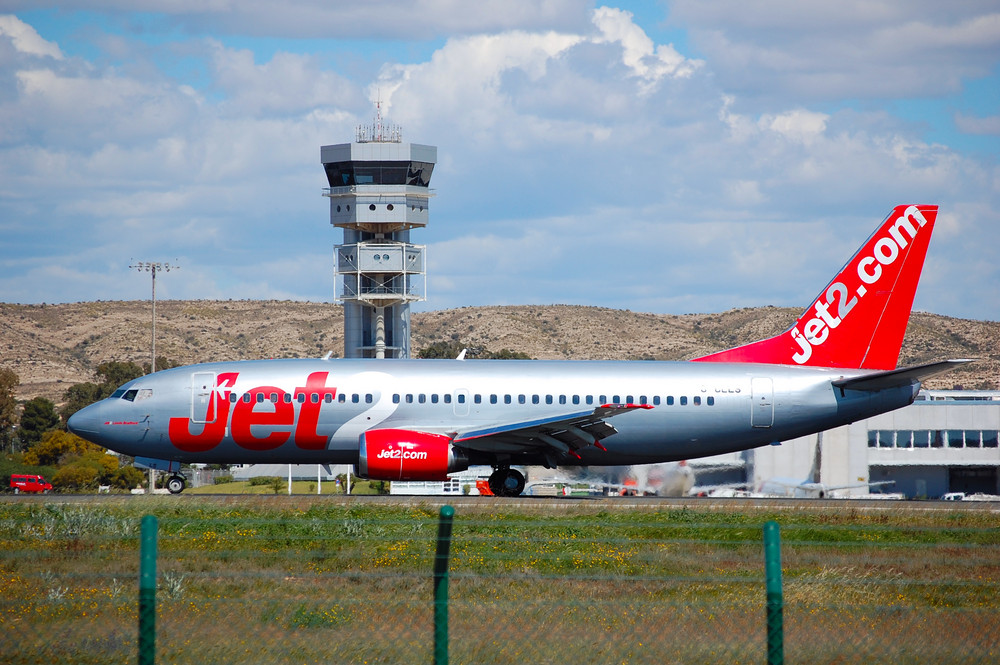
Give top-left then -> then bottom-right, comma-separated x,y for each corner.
694,205 -> 937,370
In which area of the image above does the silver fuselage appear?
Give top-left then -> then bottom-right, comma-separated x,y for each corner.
67,358 -> 917,468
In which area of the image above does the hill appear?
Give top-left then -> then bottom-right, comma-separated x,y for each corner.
1,300 -> 996,403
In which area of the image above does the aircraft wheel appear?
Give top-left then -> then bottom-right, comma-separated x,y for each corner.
166,476 -> 186,495
488,468 -> 526,497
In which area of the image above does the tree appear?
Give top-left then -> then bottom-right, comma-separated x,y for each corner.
59,360 -> 149,423
59,382 -> 103,423
95,361 -> 145,393
0,368 -> 18,452
23,429 -> 106,467
19,397 -> 60,447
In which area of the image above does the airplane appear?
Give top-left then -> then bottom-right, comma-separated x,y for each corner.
756,478 -> 896,499
68,204 -> 969,496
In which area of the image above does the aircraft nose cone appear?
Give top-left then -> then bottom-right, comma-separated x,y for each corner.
67,402 -> 103,437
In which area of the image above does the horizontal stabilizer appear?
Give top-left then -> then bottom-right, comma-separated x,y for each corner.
832,359 -> 972,392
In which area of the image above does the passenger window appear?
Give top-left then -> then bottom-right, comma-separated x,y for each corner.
694,396 -> 701,406
653,396 -> 660,406
365,394 -> 373,404
559,395 -> 566,405
666,396 -> 674,405
393,394 -> 400,404
458,394 -> 467,404
532,395 -> 539,405
613,395 -> 621,404
431,394 -> 439,404
270,392 -> 278,403
572,395 -> 580,405
599,395 -> 607,404
518,395 -> 526,405
707,396 -> 715,406
297,394 -> 306,404
626,395 -> 634,403
229,393 -> 238,403
312,393 -> 320,404
352,394 -> 359,404
338,394 -> 346,403
256,393 -> 265,404
444,394 -> 451,404
406,394 -> 413,403
490,394 -> 497,404
243,393 -> 252,404
639,396 -> 647,405
586,396 -> 594,405
323,394 -> 332,403
504,395 -> 512,405
419,394 -> 426,404
680,396 -> 688,406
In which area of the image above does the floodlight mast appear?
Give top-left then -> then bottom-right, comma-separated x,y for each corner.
129,261 -> 178,373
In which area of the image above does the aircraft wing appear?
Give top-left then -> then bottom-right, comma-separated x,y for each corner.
833,359 -> 972,392
451,403 -> 653,461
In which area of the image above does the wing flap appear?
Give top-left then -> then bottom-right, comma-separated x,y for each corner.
453,403 -> 653,458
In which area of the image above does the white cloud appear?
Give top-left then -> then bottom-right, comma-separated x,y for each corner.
0,15 -> 62,59
669,1 -> 1000,102
0,5 -> 997,322
955,112 -> 1000,135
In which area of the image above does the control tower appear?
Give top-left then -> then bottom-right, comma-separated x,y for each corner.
321,109 -> 435,358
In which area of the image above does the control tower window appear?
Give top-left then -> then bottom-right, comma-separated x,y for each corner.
324,161 -> 434,187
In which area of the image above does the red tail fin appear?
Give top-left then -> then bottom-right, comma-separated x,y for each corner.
694,205 -> 937,370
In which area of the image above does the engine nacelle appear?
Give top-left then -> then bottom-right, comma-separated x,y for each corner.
357,429 -> 470,481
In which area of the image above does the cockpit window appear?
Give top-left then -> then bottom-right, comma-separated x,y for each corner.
111,389 -> 127,399
122,389 -> 138,402
135,389 -> 153,402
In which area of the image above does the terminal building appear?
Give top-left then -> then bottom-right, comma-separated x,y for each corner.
707,389 -> 1000,498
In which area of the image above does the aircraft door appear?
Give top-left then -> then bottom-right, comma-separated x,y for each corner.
191,372 -> 217,424
751,377 -> 774,428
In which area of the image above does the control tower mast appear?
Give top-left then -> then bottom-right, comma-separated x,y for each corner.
321,105 -> 436,358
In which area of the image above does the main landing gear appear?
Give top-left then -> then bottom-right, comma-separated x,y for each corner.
166,475 -> 187,495
488,466 -> 526,497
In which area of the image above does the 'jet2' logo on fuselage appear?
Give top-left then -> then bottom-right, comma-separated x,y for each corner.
168,371 -> 337,453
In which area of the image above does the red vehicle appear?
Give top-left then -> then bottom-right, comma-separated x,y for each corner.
10,474 -> 53,494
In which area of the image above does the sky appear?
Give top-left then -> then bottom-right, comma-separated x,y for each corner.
0,1 -> 998,321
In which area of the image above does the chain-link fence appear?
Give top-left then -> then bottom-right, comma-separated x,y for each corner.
2,498 -> 998,664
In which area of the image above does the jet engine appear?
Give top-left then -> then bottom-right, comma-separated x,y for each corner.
357,429 -> 470,481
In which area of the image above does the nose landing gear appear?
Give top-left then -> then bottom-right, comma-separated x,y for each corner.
166,475 -> 187,494
488,467 -> 526,497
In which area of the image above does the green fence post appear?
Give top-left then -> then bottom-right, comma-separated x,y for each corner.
139,514 -> 158,665
433,505 -> 455,665
764,520 -> 784,665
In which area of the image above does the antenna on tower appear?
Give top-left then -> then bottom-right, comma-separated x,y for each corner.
356,93 -> 402,143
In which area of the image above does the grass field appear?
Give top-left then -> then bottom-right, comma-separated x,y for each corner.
1,497 -> 998,664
